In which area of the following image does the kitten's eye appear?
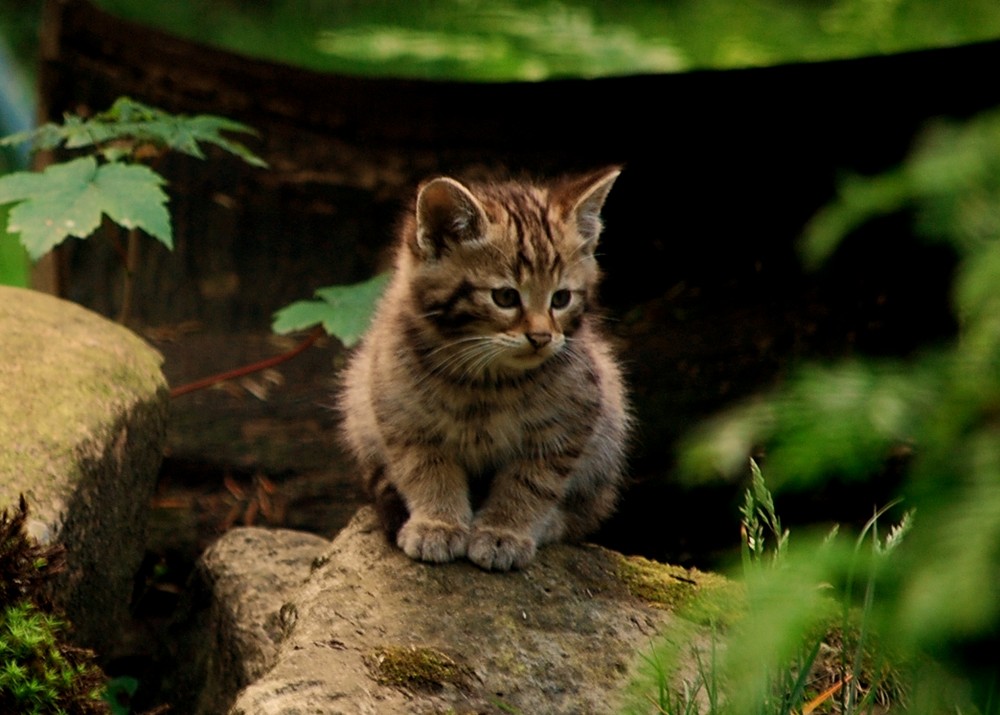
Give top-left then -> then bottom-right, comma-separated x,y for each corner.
491,287 -> 521,309
550,289 -> 572,310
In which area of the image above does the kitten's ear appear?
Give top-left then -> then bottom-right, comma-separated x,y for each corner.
415,177 -> 488,258
560,166 -> 621,252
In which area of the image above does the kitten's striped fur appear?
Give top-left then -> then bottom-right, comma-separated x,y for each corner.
339,168 -> 630,571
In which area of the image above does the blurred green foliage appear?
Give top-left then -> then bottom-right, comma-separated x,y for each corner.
675,109 -> 1000,712
629,465 -> 915,714
93,0 -> 1000,81
0,206 -> 28,286
0,0 -> 40,286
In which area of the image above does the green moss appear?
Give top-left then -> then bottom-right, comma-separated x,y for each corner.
0,603 -> 108,714
617,554 -> 745,627
365,645 -> 472,692
0,500 -> 109,714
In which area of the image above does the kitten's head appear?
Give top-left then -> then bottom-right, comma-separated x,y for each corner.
400,167 -> 620,377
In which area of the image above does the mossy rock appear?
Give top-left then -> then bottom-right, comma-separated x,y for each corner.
0,286 -> 167,654
617,554 -> 745,627
211,508 -> 739,714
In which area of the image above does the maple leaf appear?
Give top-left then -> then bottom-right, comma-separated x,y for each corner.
272,273 -> 390,347
0,156 -> 172,259
1,97 -> 267,168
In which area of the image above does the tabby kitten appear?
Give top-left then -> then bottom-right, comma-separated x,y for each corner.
339,168 -> 630,571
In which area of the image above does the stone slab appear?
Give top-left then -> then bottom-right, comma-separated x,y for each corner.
197,508 -> 722,715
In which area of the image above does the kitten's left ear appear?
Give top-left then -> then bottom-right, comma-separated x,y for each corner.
559,166 -> 621,252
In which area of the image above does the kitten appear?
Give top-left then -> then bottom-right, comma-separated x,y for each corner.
339,168 -> 631,571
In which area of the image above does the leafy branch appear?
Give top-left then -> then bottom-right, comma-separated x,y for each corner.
0,97 -> 266,322
0,95 -> 385,390
675,108 -> 1000,713
1,96 -> 266,171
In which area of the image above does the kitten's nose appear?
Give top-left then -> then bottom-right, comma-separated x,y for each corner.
526,332 -> 552,349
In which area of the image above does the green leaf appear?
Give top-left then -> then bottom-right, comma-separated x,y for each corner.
273,273 -> 390,347
0,206 -> 29,287
0,156 -> 172,259
92,162 -> 172,246
97,97 -> 268,167
163,113 -> 269,168
1,97 -> 268,169
103,675 -> 139,715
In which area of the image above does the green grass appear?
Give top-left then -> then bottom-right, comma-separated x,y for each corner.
627,464 -> 909,715
92,0 -> 1000,81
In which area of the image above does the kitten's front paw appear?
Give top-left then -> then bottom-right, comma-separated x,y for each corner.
397,517 -> 469,563
468,526 -> 537,571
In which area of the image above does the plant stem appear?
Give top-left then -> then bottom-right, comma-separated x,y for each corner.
117,227 -> 140,324
168,326 -> 325,398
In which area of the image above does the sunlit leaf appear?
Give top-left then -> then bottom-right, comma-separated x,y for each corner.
91,162 -> 172,246
0,156 -> 171,259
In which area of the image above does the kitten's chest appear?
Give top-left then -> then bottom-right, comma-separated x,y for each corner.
434,385 -> 555,467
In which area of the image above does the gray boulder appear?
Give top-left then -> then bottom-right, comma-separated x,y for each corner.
0,286 -> 167,654
197,507 -> 728,714
194,526 -> 332,715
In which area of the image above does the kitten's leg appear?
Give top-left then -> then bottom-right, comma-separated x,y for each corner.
468,460 -> 566,571
554,479 -> 619,542
390,447 -> 472,564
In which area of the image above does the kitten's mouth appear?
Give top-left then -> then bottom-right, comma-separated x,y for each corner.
505,345 -> 557,368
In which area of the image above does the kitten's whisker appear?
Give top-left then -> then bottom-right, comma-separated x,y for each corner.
428,338 -> 497,378
428,346 -> 477,375
425,335 -> 491,360
465,344 -> 504,379
467,343 -> 506,376
566,252 -> 596,271
565,239 -> 603,266
440,336 -> 501,378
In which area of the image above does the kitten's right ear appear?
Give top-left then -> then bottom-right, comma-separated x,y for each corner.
555,166 -> 621,254
414,177 -> 487,258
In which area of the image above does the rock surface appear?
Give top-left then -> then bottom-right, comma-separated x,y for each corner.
0,286 -> 167,654
193,527 -> 332,715
197,507 -> 722,715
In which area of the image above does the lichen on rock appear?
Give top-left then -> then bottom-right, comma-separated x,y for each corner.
364,645 -> 473,692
